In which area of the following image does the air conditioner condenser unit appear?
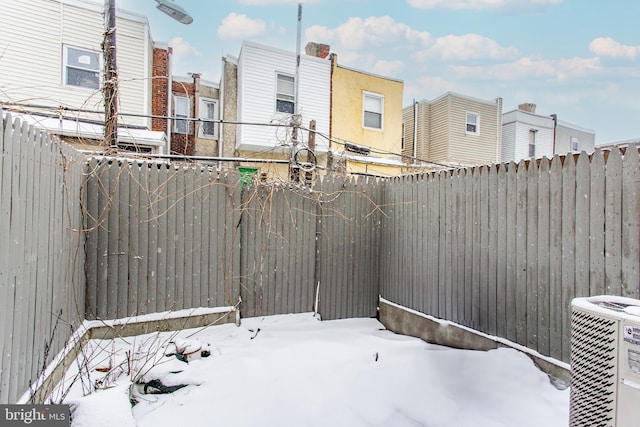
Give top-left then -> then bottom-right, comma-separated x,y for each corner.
570,295 -> 640,427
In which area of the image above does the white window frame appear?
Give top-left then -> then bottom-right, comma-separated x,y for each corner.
363,91 -> 384,131
466,112 -> 479,135
275,73 -> 295,114
198,98 -> 218,139
174,95 -> 190,134
62,45 -> 101,89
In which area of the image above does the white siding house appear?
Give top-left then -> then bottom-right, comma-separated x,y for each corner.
501,106 -> 596,162
0,0 -> 164,151
501,109 -> 555,162
236,41 -> 331,153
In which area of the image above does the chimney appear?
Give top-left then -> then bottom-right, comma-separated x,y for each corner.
305,42 -> 331,59
518,103 -> 536,113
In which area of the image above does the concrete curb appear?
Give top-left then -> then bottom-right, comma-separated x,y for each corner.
378,299 -> 570,387
26,309 -> 236,404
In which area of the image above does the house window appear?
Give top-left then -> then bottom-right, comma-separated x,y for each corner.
466,112 -> 479,134
174,95 -> 190,134
529,130 -> 537,158
276,73 -> 295,114
363,91 -> 383,130
63,45 -> 101,89
571,136 -> 580,152
199,98 -> 218,139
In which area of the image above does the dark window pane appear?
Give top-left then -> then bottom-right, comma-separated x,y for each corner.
67,68 -> 99,89
203,121 -> 216,136
276,99 -> 295,114
364,111 -> 382,129
466,123 -> 477,133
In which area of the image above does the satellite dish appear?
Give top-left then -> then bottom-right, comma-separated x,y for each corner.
154,0 -> 193,24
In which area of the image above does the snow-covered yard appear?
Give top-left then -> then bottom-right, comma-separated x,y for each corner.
61,313 -> 569,427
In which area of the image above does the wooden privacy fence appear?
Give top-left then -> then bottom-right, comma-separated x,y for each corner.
0,114 -> 85,404
380,149 -> 640,363
85,159 -> 383,322
84,158 -> 242,319
239,175 -> 382,320
3,112 -> 639,403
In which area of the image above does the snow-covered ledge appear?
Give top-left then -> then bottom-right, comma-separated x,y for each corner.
19,306 -> 238,404
378,297 -> 570,388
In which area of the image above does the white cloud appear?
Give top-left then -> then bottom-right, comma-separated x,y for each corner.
416,75 -> 460,94
372,60 -> 406,77
217,13 -> 267,40
407,0 -> 562,10
238,0 -> 319,4
452,56 -> 600,82
170,37 -> 201,60
589,37 -> 640,60
306,16 -> 430,51
414,34 -> 518,61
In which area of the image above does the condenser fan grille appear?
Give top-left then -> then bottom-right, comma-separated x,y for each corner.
570,309 -> 617,427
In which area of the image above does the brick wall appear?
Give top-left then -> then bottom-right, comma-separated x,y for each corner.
152,47 -> 170,134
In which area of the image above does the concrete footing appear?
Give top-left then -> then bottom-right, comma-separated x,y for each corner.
377,299 -> 570,387
25,308 -> 236,404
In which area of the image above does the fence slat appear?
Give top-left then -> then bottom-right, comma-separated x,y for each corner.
549,155 -> 563,360
515,160 -> 528,347
537,157 -> 551,356
505,162 -> 518,343
526,160 -> 539,351
621,147 -> 640,298
590,150 -> 606,296
604,149 -> 623,296
496,164 -> 508,339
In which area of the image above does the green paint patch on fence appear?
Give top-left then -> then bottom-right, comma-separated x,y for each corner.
238,167 -> 258,186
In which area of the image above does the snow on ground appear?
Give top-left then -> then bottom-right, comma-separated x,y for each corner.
60,313 -> 569,427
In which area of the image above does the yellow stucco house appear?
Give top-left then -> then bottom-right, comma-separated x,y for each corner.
326,52 -> 405,177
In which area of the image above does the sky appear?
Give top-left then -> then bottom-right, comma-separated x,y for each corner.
61,312 -> 569,426
118,0 -> 640,145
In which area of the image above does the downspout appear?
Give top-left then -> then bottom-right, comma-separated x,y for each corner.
551,114 -> 557,155
218,58 -> 225,170
495,97 -> 502,163
166,46 -> 173,154
413,99 -> 418,163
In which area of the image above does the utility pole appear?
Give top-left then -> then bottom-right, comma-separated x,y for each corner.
103,0 -> 118,149
290,2 -> 302,182
305,120 -> 316,186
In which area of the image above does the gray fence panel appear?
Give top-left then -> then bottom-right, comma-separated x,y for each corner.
0,115 -> 84,403
85,161 -> 240,320
379,148 -> 639,364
